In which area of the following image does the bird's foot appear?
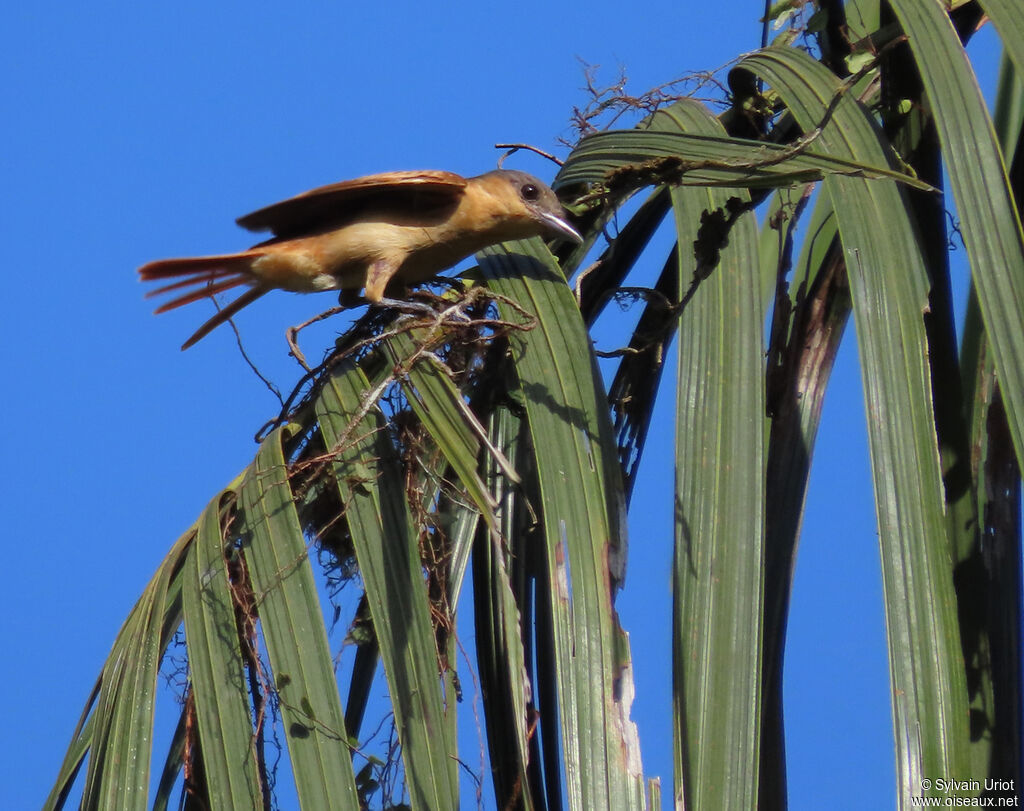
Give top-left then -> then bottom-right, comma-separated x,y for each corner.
376,292 -> 487,328
372,297 -> 442,318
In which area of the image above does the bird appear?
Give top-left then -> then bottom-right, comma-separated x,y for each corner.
139,168 -> 582,349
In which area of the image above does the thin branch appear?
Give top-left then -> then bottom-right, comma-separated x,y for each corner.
564,59 -> 734,143
214,296 -> 285,408
495,143 -> 564,168
286,306 -> 349,372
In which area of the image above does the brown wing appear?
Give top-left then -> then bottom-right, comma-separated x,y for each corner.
236,170 -> 469,238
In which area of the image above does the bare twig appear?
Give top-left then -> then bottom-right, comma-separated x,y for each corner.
569,38 -> 910,211
214,296 -> 285,408
495,143 -> 564,168
263,285 -> 539,483
564,59 -> 734,143
286,306 -> 348,372
590,287 -> 677,358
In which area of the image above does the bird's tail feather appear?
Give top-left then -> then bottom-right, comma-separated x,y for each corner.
152,275 -> 250,314
139,252 -> 269,349
180,286 -> 270,350
140,253 -> 262,311
145,273 -> 235,299
138,252 -> 260,281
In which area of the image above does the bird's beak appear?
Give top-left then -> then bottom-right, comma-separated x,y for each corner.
538,210 -> 583,244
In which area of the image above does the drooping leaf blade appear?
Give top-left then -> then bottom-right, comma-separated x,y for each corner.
662,99 -> 766,811
479,237 -> 646,811
556,129 -> 935,193
182,488 -> 264,808
315,363 -> 460,811
237,427 -> 360,809
888,0 -> 1024,474
742,45 -> 972,805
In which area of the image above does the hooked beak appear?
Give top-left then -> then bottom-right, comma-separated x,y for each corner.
538,210 -> 583,244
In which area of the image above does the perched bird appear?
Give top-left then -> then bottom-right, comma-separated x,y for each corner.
139,169 -> 582,348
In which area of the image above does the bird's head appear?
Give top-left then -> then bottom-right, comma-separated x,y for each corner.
472,169 -> 583,245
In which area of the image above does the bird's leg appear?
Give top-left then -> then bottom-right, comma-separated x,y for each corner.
365,258 -> 399,303
361,258 -> 441,317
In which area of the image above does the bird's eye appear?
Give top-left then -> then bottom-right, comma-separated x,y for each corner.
521,183 -> 540,201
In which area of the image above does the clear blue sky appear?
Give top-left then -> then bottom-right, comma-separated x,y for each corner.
1,3 -> 1003,809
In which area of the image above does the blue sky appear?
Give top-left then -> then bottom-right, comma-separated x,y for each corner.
1,3 -> 1004,808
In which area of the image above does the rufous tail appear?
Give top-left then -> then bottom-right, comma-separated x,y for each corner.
138,252 -> 269,349
181,286 -> 270,349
